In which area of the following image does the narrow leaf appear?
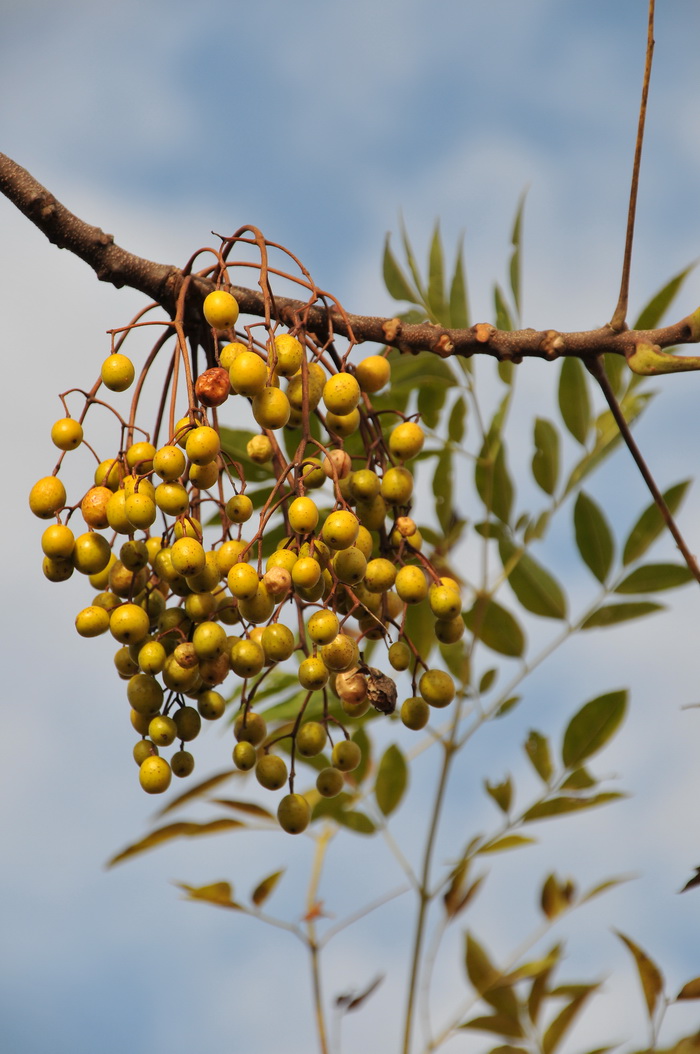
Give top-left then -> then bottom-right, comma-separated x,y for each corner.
433,450 -> 454,534
449,236 -> 470,329
499,538 -> 568,620
210,799 -> 275,820
251,869 -> 284,907
448,395 -> 467,445
558,357 -> 591,444
615,563 -> 694,594
155,769 -> 239,817
176,881 -> 242,910
399,214 -> 427,301
484,776 -> 513,814
522,793 -> 624,822
633,263 -> 697,330
622,481 -> 691,564
542,986 -> 599,1054
676,977 -> 700,1001
375,744 -> 408,817
465,932 -> 500,993
494,284 -> 514,332
509,189 -> 527,317
615,931 -> 664,1019
464,595 -> 526,657
459,1014 -> 524,1038
383,234 -> 418,303
562,690 -> 628,768
525,730 -> 554,783
336,810 -> 376,835
427,221 -> 447,322
532,418 -> 560,495
108,819 -> 244,867
478,835 -> 535,854
574,492 -> 615,583
581,602 -> 663,629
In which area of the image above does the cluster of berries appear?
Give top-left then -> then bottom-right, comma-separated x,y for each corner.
29,285 -> 462,833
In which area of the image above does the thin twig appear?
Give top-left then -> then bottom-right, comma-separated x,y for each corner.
610,0 -> 656,331
587,355 -> 700,584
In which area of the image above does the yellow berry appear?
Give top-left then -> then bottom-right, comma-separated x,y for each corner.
51,417 -> 83,451
203,290 -> 240,330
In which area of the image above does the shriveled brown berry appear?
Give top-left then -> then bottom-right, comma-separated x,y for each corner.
195,367 -> 231,407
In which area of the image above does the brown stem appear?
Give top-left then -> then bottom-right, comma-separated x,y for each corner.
610,0 -> 656,331
2,153 -> 700,366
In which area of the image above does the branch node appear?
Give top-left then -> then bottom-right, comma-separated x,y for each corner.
473,323 -> 494,344
540,330 -> 564,358
434,333 -> 454,357
382,317 -> 402,343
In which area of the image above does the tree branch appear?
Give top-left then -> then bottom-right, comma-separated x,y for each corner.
1,152 -> 699,367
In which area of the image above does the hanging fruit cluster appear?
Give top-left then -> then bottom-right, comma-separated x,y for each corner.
28,230 -> 462,834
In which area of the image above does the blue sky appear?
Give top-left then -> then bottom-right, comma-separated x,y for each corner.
3,2 -> 700,1052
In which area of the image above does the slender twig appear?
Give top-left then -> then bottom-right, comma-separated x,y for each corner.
587,356 -> 700,584
610,0 -> 656,331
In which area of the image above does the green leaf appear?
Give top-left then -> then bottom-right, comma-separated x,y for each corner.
542,985 -> 599,1054
210,799 -> 275,820
633,262 -> 697,330
449,236 -> 470,329
405,597 -> 439,662
251,869 -> 284,907
460,1014 -> 524,1038
509,190 -> 526,318
465,932 -> 501,994
622,481 -> 691,564
107,819 -> 245,867
525,731 -> 554,783
601,352 -> 627,398
448,395 -> 467,445
532,418 -> 560,495
499,538 -> 568,620
427,221 -> 447,323
475,438 -> 514,524
478,835 -> 535,854
562,690 -> 627,768
540,873 -> 576,919
615,562 -> 694,593
522,793 -> 624,822
418,374 -> 447,428
464,595 -> 526,657
494,284 -> 514,332
484,776 -> 513,815
581,602 -> 664,629
676,976 -> 700,1001
383,234 -> 418,303
558,357 -> 591,444
375,744 -> 408,817
175,881 -> 242,910
434,450 -> 454,533
335,809 -> 376,835
615,931 -> 664,1019
573,492 -> 615,583
155,769 -> 240,817
400,214 -> 428,302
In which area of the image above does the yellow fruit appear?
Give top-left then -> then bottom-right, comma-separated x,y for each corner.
51,417 -> 83,451
252,387 -> 291,430
203,290 -> 240,330
230,351 -> 268,396
29,476 -> 66,519
139,756 -> 172,794
323,373 -> 361,416
273,334 -> 304,376
277,793 -> 310,834
354,355 -> 390,393
101,353 -> 135,392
